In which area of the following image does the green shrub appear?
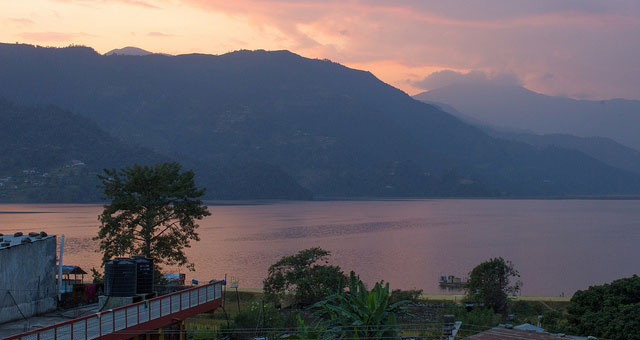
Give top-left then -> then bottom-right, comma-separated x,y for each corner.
233,300 -> 296,330
390,289 -> 423,304
567,275 -> 640,340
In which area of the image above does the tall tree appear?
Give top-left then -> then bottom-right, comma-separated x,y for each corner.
96,162 -> 210,270
567,275 -> 640,340
465,257 -> 522,314
263,247 -> 346,307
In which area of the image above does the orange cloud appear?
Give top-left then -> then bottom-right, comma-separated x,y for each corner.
3,0 -> 640,99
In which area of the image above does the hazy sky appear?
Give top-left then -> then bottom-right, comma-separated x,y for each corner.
1,0 -> 639,100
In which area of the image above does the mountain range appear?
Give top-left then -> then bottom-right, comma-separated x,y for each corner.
104,46 -> 153,56
414,83 -> 640,150
1,43 -> 640,201
415,85 -> 640,177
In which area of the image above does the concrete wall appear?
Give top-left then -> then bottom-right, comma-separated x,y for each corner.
0,235 -> 57,324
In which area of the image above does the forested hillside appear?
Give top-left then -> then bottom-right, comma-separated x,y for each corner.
0,99 -> 311,202
2,44 -> 640,198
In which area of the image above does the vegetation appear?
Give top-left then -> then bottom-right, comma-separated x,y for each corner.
0,99 -> 311,203
389,288 -> 423,304
308,272 -> 409,340
233,300 -> 297,333
4,44 -> 640,198
0,98 -> 166,202
96,162 -> 210,269
90,267 -> 103,284
263,247 -> 346,307
465,257 -> 522,314
567,275 -> 640,340
443,302 -> 501,338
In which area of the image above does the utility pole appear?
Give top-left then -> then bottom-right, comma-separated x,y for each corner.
58,235 -> 64,301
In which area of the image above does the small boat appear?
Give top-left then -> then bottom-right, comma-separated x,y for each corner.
439,275 -> 467,289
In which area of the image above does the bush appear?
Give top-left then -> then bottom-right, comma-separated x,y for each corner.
443,302 -> 501,338
233,300 -> 296,330
263,247 -> 346,307
390,288 -> 423,304
508,300 -> 545,317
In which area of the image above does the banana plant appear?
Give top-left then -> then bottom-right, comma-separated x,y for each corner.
308,271 -> 409,340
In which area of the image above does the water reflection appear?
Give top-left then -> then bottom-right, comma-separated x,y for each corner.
1,200 -> 639,296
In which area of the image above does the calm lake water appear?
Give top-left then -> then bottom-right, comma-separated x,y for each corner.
1,200 -> 639,296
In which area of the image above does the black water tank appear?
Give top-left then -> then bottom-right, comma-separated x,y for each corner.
132,256 -> 154,294
105,258 -> 137,296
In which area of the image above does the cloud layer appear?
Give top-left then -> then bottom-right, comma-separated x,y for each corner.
413,70 -> 522,91
2,0 -> 640,99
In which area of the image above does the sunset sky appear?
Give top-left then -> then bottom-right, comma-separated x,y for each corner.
1,0 -> 639,100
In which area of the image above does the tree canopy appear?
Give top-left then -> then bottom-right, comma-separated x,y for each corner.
96,162 -> 210,270
567,275 -> 640,340
465,257 -> 522,314
263,247 -> 346,307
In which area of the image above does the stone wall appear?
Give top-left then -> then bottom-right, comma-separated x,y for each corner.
0,235 -> 57,324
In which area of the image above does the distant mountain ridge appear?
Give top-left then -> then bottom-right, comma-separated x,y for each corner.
105,46 -> 152,56
2,43 -> 640,198
488,131 -> 640,176
414,83 -> 640,150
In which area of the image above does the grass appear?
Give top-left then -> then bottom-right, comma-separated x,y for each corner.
185,288 -> 266,334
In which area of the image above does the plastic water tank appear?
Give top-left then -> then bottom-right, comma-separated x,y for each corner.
105,258 -> 137,296
132,256 -> 154,294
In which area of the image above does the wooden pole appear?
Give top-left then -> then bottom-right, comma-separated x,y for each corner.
236,286 -> 240,312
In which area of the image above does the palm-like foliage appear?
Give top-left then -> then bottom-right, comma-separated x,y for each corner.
309,272 -> 409,340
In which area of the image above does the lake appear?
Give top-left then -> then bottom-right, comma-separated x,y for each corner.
1,199 -> 639,296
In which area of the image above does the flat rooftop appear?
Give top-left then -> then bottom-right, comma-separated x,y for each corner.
0,304 -> 99,339
0,232 -> 55,250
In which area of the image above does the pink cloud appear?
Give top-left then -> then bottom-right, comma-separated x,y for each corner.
7,18 -> 35,25
119,0 -> 159,9
13,0 -> 640,99
171,0 -> 640,99
54,0 -> 159,9
147,31 -> 172,37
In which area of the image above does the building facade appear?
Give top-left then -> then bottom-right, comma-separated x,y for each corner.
0,232 -> 57,324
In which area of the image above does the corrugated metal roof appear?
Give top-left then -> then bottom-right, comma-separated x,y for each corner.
0,232 -> 55,250
465,327 -> 567,340
514,323 -> 546,332
61,265 -> 87,275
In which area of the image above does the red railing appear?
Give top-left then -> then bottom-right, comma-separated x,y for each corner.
3,281 -> 223,340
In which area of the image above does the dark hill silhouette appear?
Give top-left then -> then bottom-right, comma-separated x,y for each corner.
414,83 -> 640,150
0,98 -> 311,202
2,43 -> 640,197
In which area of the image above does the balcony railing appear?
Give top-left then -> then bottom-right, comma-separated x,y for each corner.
3,281 -> 224,340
